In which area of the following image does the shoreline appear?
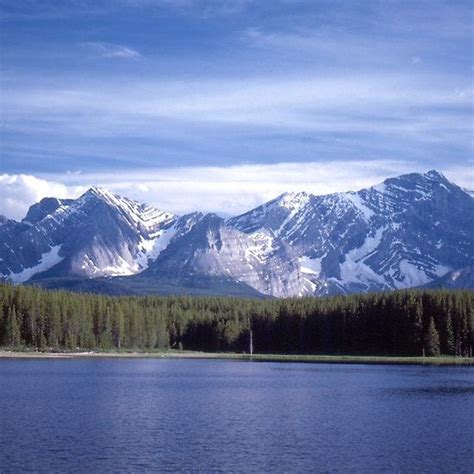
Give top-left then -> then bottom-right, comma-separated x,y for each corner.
0,350 -> 473,365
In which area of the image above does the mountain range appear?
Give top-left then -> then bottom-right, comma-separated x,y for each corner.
1,170 -> 473,297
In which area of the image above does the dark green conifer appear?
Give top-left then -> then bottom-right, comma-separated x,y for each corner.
6,306 -> 21,347
445,314 -> 455,356
424,316 -> 441,357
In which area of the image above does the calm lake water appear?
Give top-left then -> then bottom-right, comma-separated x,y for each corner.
1,359 -> 473,473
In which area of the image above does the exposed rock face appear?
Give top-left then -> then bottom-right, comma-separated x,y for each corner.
144,213 -> 306,297
228,170 -> 474,295
1,187 -> 175,282
23,197 -> 74,225
423,266 -> 474,290
1,170 -> 473,296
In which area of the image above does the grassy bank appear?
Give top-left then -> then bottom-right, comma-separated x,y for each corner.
0,349 -> 473,365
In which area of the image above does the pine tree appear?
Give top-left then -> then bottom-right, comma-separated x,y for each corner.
156,317 -> 170,349
413,298 -> 424,356
99,306 -> 113,350
111,305 -> 125,350
424,316 -> 440,357
445,314 -> 455,356
6,306 -> 21,347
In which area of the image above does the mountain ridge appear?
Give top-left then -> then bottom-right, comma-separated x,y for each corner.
1,170 -> 473,297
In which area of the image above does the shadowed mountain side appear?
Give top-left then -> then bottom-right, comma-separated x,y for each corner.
2,170 -> 473,297
26,275 -> 267,298
422,267 -> 474,290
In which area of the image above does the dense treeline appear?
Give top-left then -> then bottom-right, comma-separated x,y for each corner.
0,283 -> 472,357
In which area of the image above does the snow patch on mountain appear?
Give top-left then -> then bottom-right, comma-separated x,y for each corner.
343,192 -> 374,222
274,193 -> 312,236
81,187 -> 175,231
392,260 -> 451,289
299,256 -> 323,276
101,257 -> 139,277
2,171 -> 473,296
135,224 -> 179,270
8,245 -> 63,283
278,192 -> 311,211
339,227 -> 387,286
245,231 -> 275,264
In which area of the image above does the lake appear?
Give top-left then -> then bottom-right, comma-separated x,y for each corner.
1,359 -> 473,472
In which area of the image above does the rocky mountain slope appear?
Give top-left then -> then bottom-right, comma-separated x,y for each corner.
228,170 -> 473,295
1,170 -> 473,297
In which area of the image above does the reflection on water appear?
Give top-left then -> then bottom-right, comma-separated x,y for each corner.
1,359 -> 473,472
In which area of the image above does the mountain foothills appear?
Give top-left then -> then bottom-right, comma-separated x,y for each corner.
1,170 -> 473,298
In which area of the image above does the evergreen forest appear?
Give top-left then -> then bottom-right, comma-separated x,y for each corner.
0,283 -> 472,357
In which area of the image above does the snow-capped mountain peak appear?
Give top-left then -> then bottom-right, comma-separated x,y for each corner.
228,170 -> 473,295
423,169 -> 447,181
1,187 -> 178,282
276,191 -> 313,210
78,186 -> 175,232
1,170 -> 473,297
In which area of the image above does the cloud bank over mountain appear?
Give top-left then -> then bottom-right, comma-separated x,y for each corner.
1,170 -> 472,298
1,161 -> 472,220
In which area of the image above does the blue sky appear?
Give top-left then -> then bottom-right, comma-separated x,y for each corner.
0,0 -> 473,218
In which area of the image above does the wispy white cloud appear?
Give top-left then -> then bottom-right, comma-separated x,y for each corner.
81,42 -> 142,59
1,0 -> 471,179
3,74 -> 472,142
2,160 -> 472,220
242,21 -> 471,71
